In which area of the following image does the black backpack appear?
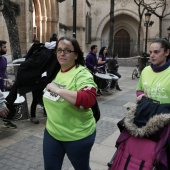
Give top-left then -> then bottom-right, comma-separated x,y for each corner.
16,43 -> 60,95
92,100 -> 100,122
74,69 -> 100,122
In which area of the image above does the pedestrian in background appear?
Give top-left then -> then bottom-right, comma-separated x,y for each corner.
97,46 -> 108,73
0,40 -> 8,91
50,33 -> 58,42
108,53 -> 122,91
27,40 -> 44,124
0,40 -> 17,128
43,36 -> 97,170
85,45 -> 102,96
29,40 -> 57,124
85,45 -> 98,73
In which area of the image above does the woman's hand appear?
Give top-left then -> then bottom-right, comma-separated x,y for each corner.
0,107 -> 9,118
46,82 -> 60,95
46,82 -> 77,105
136,93 -> 147,103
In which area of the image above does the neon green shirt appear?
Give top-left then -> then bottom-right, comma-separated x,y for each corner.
43,65 -> 97,141
137,66 -> 170,104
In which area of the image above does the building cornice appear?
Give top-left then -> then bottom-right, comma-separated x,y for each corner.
59,23 -> 85,31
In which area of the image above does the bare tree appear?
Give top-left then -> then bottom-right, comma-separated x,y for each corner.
0,0 -> 21,60
141,0 -> 170,37
133,0 -> 170,72
134,0 -> 146,55
133,0 -> 147,73
0,0 -> 29,119
107,0 -> 115,57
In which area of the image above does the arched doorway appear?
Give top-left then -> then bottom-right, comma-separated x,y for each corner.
114,29 -> 130,58
33,0 -> 58,43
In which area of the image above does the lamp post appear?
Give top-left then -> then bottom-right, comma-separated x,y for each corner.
72,0 -> 76,38
141,11 -> 154,70
144,12 -> 152,54
167,26 -> 170,42
0,0 -> 4,11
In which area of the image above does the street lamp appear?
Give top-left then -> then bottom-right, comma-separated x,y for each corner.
72,0 -> 77,38
0,0 -> 4,11
144,12 -> 154,54
167,26 -> 170,42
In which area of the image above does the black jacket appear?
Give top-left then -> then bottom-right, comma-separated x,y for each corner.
107,58 -> 119,72
123,99 -> 170,169
6,47 -> 60,104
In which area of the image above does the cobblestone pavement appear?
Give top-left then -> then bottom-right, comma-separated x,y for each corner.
0,66 -> 138,170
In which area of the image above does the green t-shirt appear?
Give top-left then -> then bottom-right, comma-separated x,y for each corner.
43,65 -> 97,141
137,66 -> 170,104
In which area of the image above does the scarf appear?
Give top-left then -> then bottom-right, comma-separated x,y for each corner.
150,58 -> 170,72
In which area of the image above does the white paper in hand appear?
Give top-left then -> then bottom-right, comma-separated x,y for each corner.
43,90 -> 60,101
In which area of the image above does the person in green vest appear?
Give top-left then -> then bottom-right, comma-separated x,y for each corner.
135,38 -> 170,170
43,36 -> 97,170
136,38 -> 170,103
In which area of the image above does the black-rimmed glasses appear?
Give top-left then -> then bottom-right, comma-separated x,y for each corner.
56,48 -> 76,54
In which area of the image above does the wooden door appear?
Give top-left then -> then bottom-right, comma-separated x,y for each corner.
114,29 -> 130,58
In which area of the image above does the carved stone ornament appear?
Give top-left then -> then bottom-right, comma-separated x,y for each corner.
94,8 -> 101,16
118,0 -> 132,7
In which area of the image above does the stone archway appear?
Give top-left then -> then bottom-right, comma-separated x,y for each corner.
95,10 -> 142,58
45,0 -> 52,40
114,29 -> 130,58
33,0 -> 41,42
40,0 -> 47,43
33,0 -> 58,43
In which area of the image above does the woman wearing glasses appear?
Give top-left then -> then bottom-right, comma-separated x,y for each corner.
43,36 -> 97,170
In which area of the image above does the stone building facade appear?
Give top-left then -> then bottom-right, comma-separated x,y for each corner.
58,0 -> 170,58
0,0 -> 59,56
0,0 -> 170,60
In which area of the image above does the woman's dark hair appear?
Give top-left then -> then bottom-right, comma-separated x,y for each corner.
99,47 -> 107,56
152,38 -> 170,59
56,36 -> 85,67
